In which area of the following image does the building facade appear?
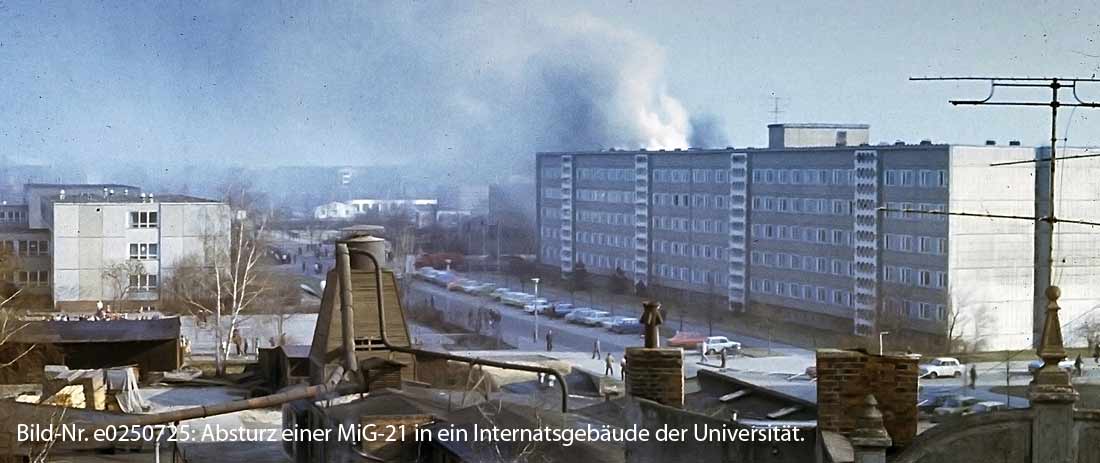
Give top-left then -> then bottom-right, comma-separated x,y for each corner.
535,125 -> 1100,351
0,184 -> 231,311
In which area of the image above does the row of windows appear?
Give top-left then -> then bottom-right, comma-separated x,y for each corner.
1,270 -> 49,287
575,189 -> 633,204
576,231 -> 632,249
882,202 -> 947,222
576,251 -> 634,272
129,243 -> 159,260
540,167 -> 559,179
540,227 -> 560,239
751,278 -> 854,308
577,210 -> 632,226
752,168 -> 854,186
883,234 -> 947,255
653,168 -> 731,184
541,187 -> 562,199
0,209 -> 26,223
883,169 -> 948,188
884,298 -> 947,321
0,240 -> 50,257
752,196 -> 853,216
653,192 -> 736,210
541,207 -> 561,219
653,216 -> 729,234
883,265 -> 948,289
656,264 -> 725,285
751,223 -> 853,247
130,211 -> 158,228
576,167 -> 635,182
129,273 -> 159,290
652,239 -> 728,261
751,251 -> 854,277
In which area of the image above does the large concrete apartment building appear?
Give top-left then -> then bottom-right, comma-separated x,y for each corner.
0,184 -> 230,311
535,124 -> 1100,351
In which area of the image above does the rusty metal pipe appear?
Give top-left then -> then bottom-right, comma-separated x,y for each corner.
335,243 -> 359,373
342,248 -> 570,413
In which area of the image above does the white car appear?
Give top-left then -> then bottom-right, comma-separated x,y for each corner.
523,298 -> 552,314
919,357 -> 965,379
1027,359 -> 1074,374
702,336 -> 741,354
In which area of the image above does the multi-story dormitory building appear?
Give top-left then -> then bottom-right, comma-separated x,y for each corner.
536,123 -> 1100,351
0,183 -> 230,311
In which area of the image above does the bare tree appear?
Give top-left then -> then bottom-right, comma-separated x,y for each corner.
101,260 -> 149,309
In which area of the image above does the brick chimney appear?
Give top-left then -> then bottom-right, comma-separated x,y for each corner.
625,301 -> 684,407
816,349 -> 919,447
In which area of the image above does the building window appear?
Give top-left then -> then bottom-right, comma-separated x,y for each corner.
129,273 -> 158,291
129,243 -> 159,260
130,211 -> 159,228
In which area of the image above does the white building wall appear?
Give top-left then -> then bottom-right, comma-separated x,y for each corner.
51,201 -> 230,308
947,146 -> 1040,351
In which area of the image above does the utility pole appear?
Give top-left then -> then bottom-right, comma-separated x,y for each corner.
911,76 -> 1100,347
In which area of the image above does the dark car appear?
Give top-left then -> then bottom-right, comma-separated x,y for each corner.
610,320 -> 643,334
550,303 -> 576,318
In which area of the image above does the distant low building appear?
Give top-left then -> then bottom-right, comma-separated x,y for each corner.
312,198 -> 438,222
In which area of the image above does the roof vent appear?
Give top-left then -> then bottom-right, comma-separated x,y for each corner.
919,139 -> 932,145
894,140 -> 905,146
1009,140 -> 1021,146
985,140 -> 997,145
59,189 -> 65,200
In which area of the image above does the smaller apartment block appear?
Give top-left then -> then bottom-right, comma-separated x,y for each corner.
0,184 -> 230,311
536,125 -> 1100,351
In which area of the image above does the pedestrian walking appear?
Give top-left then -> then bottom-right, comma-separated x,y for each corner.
232,329 -> 243,356
592,339 -> 602,359
968,365 -> 977,389
699,340 -> 708,363
1075,354 -> 1083,377
1093,343 -> 1100,365
620,354 -> 627,381
545,330 -> 554,352
605,353 -> 615,376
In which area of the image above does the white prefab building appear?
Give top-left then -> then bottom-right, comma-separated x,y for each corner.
47,194 -> 231,311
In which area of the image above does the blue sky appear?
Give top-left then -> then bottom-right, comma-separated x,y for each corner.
2,1 -> 1099,175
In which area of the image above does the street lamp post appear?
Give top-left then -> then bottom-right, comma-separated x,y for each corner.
532,277 -> 541,342
879,331 -> 890,356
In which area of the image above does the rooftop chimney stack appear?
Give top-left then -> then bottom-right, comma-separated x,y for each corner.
625,301 -> 684,407
816,349 -> 919,448
59,189 -> 65,200
986,140 -> 997,145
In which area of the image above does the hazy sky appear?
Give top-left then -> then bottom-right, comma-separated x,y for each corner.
2,1 -> 1099,177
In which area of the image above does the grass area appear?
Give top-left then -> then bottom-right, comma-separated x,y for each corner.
989,384 -> 1100,409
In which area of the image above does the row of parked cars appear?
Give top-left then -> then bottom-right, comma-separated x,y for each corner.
413,267 -> 645,334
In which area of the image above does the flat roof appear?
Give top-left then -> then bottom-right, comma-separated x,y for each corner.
768,123 -> 870,129
536,143 -> 953,157
48,194 -> 221,204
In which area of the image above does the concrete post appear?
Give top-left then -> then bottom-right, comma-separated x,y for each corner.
850,394 -> 892,463
1028,286 -> 1079,463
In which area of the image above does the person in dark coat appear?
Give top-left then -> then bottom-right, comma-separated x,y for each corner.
545,330 -> 554,352
969,365 -> 977,388
1074,354 -> 1083,377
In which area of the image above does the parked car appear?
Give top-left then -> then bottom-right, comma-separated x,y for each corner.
598,316 -> 629,329
490,288 -> 512,300
523,298 -> 552,314
932,395 -> 980,416
1027,359 -> 1074,374
502,292 -> 535,307
429,271 -> 457,286
447,278 -> 477,292
415,267 -> 439,280
919,357 -> 965,379
469,283 -> 497,296
577,310 -> 612,326
565,309 -> 597,324
963,401 -> 1006,416
668,331 -> 707,348
549,303 -> 575,318
609,318 -> 643,334
702,336 -> 741,355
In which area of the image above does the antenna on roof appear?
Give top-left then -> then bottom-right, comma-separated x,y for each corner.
769,93 -> 788,124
